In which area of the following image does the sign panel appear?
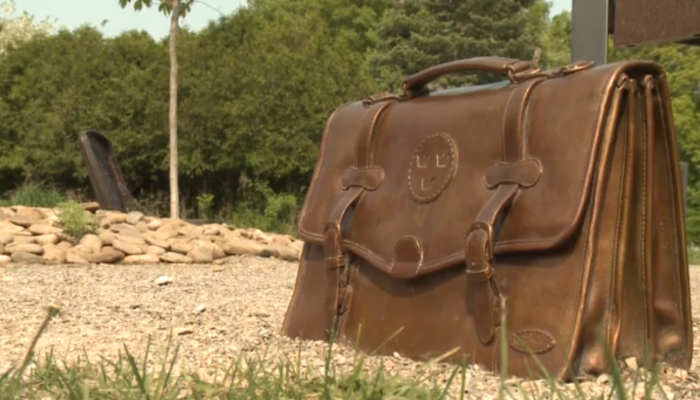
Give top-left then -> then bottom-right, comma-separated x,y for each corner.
613,0 -> 700,48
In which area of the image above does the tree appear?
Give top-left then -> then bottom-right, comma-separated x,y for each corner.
369,0 -> 551,91
538,10 -> 571,69
117,0 -> 195,219
0,0 -> 55,54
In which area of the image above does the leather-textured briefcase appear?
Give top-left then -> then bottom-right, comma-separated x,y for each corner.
281,57 -> 693,379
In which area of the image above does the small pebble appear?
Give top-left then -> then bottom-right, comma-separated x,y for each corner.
194,305 -> 207,314
155,276 -> 173,286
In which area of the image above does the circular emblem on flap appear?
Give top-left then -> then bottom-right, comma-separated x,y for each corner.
408,132 -> 458,203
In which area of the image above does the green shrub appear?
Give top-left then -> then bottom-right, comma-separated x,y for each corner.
229,181 -> 301,235
56,200 -> 98,239
197,192 -> 216,220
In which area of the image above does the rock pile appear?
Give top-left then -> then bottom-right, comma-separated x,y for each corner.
0,203 -> 304,265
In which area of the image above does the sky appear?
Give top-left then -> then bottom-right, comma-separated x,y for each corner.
16,0 -> 573,41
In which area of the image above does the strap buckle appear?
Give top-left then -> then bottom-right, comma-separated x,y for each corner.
465,220 -> 495,275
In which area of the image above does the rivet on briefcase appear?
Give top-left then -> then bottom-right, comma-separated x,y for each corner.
280,57 -> 693,380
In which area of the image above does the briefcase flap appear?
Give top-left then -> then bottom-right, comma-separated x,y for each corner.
297,62 -> 649,279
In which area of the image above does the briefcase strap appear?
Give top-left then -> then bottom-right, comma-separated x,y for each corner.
322,99 -> 397,338
465,77 -> 546,345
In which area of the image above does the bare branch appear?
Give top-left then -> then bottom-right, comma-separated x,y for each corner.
191,0 -> 225,17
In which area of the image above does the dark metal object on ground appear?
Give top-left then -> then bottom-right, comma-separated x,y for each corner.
79,130 -> 136,213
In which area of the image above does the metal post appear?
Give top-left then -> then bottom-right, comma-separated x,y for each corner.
571,0 -> 610,65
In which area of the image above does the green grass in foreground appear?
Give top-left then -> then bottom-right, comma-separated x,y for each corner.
0,304 -> 672,400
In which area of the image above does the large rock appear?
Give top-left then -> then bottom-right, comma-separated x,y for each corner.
103,212 -> 127,225
99,231 -> 115,246
115,233 -> 145,246
143,232 -> 170,249
15,206 -> 43,221
86,246 -> 125,264
80,234 -> 103,253
125,211 -> 144,225
123,253 -> 160,264
109,223 -> 134,233
66,250 -> 89,265
35,234 -> 59,246
43,245 -> 67,264
189,239 -> 224,259
147,246 -> 166,255
11,235 -> 36,245
260,244 -> 299,261
220,238 -> 264,256
170,239 -> 193,255
7,243 -> 43,255
160,252 -> 193,264
11,251 -> 44,264
9,216 -> 41,228
187,247 -> 214,263
28,224 -> 63,236
0,220 -> 26,234
112,239 -> 144,255
0,231 -> 12,245
147,219 -> 163,230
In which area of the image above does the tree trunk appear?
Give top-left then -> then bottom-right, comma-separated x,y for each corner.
168,0 -> 180,219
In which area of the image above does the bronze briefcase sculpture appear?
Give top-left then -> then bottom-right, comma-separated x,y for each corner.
281,57 -> 693,379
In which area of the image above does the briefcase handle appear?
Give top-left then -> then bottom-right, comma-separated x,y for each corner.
401,57 -> 538,97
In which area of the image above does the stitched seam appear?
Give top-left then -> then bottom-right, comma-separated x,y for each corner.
517,79 -> 544,158
354,106 -> 374,169
641,93 -> 650,344
364,102 -> 394,168
605,108 -> 629,351
501,88 -> 518,159
563,74 -> 615,377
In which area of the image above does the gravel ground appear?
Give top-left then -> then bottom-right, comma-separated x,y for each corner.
1,257 -> 700,399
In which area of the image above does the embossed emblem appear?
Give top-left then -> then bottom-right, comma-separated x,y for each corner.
408,133 -> 458,203
510,329 -> 556,354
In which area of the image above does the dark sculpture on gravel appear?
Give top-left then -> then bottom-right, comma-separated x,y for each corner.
78,130 -> 136,213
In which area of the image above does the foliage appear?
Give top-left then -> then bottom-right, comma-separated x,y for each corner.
196,192 -> 215,219
0,0 -> 55,55
1,2 -> 700,238
117,0 -> 195,17
229,180 -> 301,235
57,200 -> 99,239
538,10 -> 571,69
369,0 -> 551,91
0,181 -> 66,208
